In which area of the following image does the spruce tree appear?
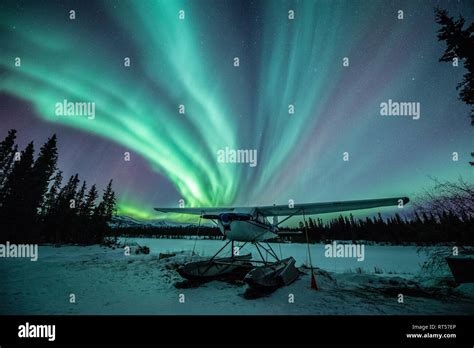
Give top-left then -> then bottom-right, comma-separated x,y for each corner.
435,8 -> 474,122
435,8 -> 474,165
81,184 -> 98,218
0,142 -> 35,242
30,135 -> 58,209
91,180 -> 116,244
0,144 -> 17,203
75,181 -> 87,212
0,129 -> 17,191
41,170 -> 63,217
25,135 -> 58,239
80,184 -> 98,244
102,179 -> 116,220
92,201 -> 107,243
52,174 -> 79,243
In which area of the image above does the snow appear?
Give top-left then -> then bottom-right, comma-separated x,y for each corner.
119,238 -> 427,275
0,238 -> 473,315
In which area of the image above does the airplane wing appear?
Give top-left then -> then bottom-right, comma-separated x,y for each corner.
154,207 -> 237,215
155,197 -> 408,217
257,197 -> 409,216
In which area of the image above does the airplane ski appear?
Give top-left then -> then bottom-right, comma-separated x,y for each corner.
243,257 -> 299,290
177,253 -> 253,280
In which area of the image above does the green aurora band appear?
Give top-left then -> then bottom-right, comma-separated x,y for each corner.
0,0 -> 472,220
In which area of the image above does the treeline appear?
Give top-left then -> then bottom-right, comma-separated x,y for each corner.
0,129 -> 116,244
289,211 -> 474,245
114,225 -> 222,239
112,210 -> 474,245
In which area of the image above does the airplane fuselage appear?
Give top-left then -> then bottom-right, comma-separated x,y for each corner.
216,209 -> 278,242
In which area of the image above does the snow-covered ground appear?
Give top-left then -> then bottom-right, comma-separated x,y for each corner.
0,238 -> 473,315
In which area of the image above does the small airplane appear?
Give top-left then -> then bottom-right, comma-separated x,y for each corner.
155,197 -> 409,291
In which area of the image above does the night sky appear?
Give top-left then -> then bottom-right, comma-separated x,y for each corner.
0,0 -> 472,221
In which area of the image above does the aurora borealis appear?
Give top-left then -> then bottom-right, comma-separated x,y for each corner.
0,0 -> 472,221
